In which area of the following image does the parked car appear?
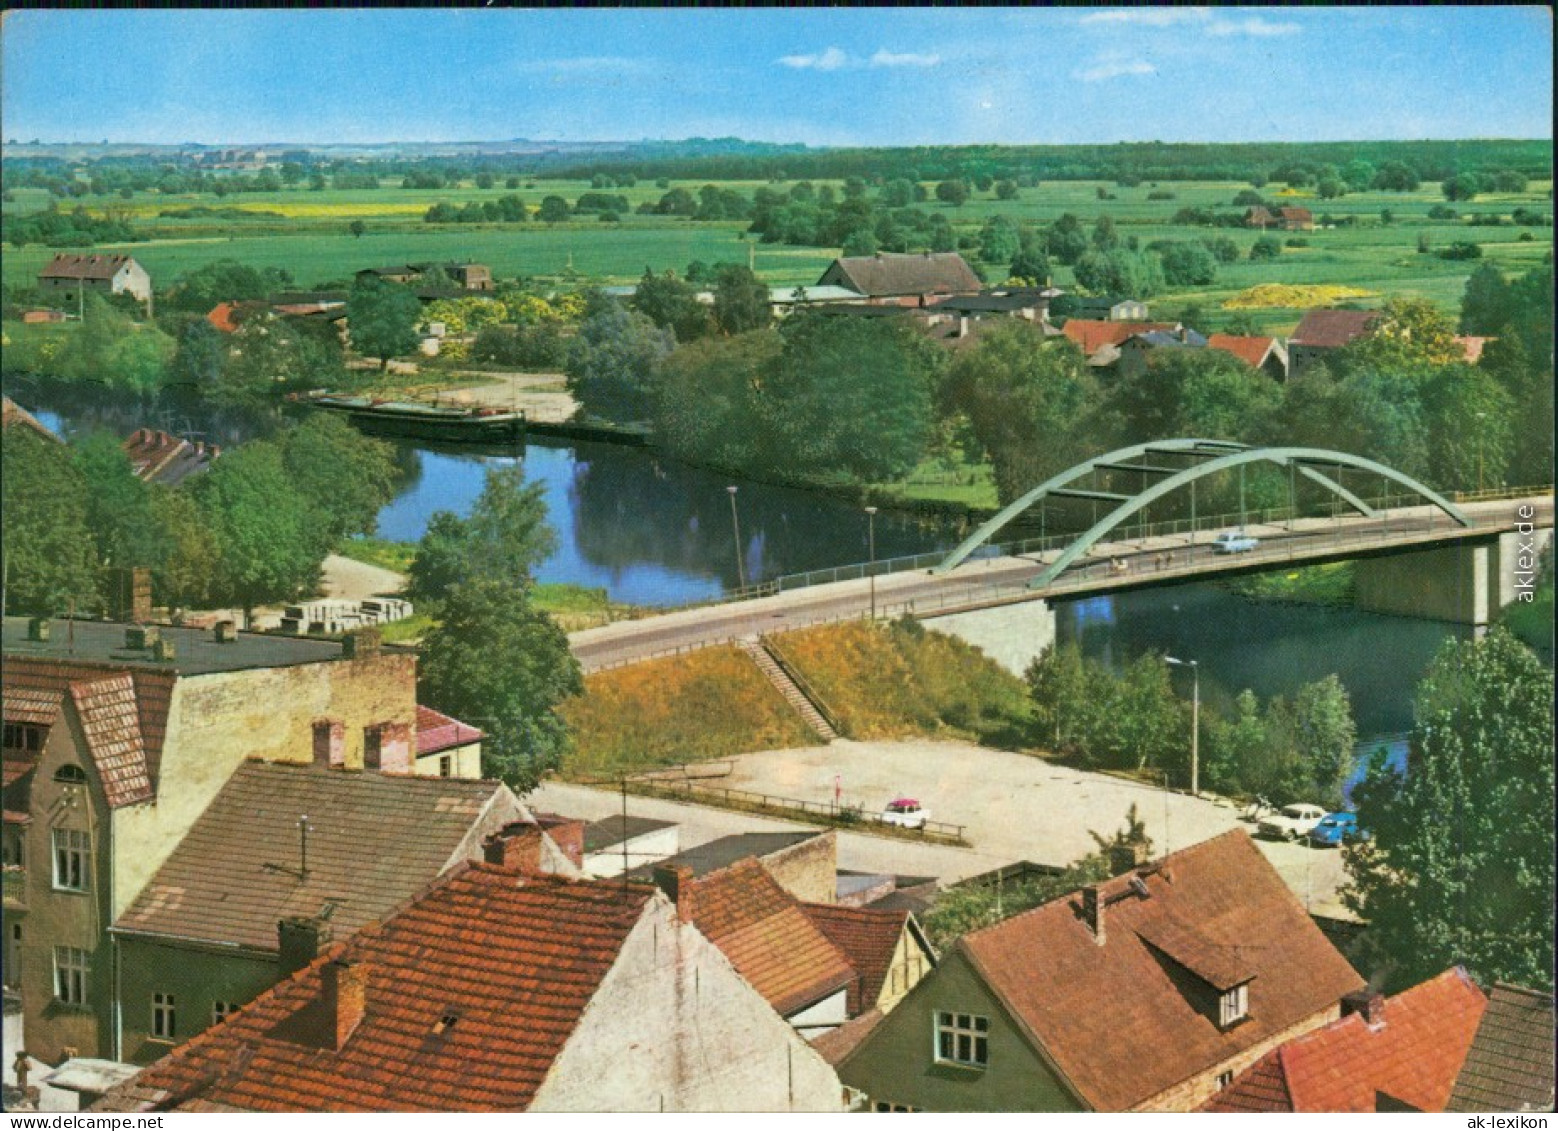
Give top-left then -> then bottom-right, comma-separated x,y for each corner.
1257,802 -> 1327,841
1213,530 -> 1260,554
1308,811 -> 1371,848
882,798 -> 929,829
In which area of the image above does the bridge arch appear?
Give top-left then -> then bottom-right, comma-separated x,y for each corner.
932,441 -> 1471,585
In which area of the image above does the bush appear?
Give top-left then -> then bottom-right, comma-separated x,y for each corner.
1146,190 -> 1176,201
1284,237 -> 1309,248
1249,236 -> 1282,261
1438,241 -> 1483,261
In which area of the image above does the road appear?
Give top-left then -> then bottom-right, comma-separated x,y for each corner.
570,496 -> 1551,670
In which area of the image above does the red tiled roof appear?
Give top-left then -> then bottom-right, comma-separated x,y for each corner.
1205,334 -> 1277,369
96,866 -> 656,1113
1291,309 -> 1379,349
39,253 -> 136,281
810,1008 -> 885,1067
684,858 -> 858,1018
2,687 -> 63,726
1061,319 -> 1176,355
3,658 -> 175,785
1205,967 -> 1487,1112
415,704 -> 483,757
802,903 -> 915,1012
2,754 -> 38,790
1279,207 -> 1313,221
1456,335 -> 1492,364
960,830 -> 1364,1112
70,674 -> 154,807
207,302 -> 241,333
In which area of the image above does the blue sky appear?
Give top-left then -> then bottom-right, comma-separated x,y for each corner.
2,7 -> 1551,146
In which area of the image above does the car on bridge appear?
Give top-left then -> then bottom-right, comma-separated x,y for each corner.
1307,811 -> 1371,848
881,797 -> 929,829
1257,802 -> 1327,841
1213,530 -> 1260,554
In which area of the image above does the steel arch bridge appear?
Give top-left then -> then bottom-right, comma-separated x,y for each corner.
932,439 -> 1471,587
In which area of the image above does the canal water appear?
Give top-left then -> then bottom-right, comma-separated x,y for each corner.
15,384 -> 1465,770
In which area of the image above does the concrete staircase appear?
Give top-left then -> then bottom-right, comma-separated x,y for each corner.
739,637 -> 839,743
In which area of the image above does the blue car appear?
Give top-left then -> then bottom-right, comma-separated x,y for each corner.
1308,811 -> 1369,848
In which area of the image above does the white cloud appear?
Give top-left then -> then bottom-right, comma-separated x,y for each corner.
1079,60 -> 1157,82
870,49 -> 941,68
777,46 -> 850,71
1081,8 -> 1210,27
1207,16 -> 1300,37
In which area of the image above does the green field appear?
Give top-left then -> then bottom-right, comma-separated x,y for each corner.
3,174 -> 1551,324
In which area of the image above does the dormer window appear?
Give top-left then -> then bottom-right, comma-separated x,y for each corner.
54,764 -> 87,785
3,723 -> 45,753
1219,983 -> 1249,1028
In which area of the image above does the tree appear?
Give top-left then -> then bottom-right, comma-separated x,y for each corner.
1372,161 -> 1420,191
164,259 -> 293,313
654,330 -> 779,468
1346,629 -> 1555,991
71,432 -> 160,572
145,486 -> 218,610
1073,249 -> 1164,299
1442,173 -> 1484,202
711,264 -> 772,336
978,215 -> 1019,266
1422,364 -> 1514,489
880,179 -> 916,208
841,227 -> 878,258
196,440 -> 319,624
1316,176 -> 1347,200
537,195 -> 571,222
346,277 -> 422,371
1459,262 -> 1512,335
565,299 -> 674,421
934,179 -> 969,207
1,427 -> 99,614
408,465 -> 558,605
1249,235 -> 1282,261
418,576 -> 582,791
995,179 -> 1019,201
278,414 -> 399,554
1156,241 -> 1218,286
1344,297 -> 1463,370
631,269 -> 709,343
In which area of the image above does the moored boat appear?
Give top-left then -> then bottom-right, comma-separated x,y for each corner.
291,392 -> 526,444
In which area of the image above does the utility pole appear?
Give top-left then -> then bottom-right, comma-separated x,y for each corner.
864,506 -> 878,621
1165,656 -> 1199,797
727,486 -> 746,590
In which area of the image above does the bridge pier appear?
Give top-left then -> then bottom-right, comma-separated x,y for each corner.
922,599 -> 1056,676
1353,528 -> 1552,627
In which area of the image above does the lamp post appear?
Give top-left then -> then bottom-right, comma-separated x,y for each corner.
726,486 -> 746,591
864,506 -> 878,621
1474,411 -> 1487,494
1165,655 -> 1199,798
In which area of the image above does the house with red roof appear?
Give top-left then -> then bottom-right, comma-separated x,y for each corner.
91,863 -> 847,1112
414,703 -> 483,778
1060,319 -> 1180,368
817,252 -> 983,307
1206,334 -> 1289,381
1288,308 -> 1380,378
833,830 -> 1364,1112
1203,967 -> 1487,1112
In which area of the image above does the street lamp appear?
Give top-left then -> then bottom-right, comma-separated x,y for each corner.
864,506 -> 878,621
1474,411 -> 1487,494
1165,655 -> 1199,798
726,486 -> 747,591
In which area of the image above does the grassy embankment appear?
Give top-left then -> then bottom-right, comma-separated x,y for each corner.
558,645 -> 818,778
1224,561 -> 1356,606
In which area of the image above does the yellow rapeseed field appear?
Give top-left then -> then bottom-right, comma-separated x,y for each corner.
1223,283 -> 1378,310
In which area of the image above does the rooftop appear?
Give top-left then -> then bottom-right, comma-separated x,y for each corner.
1206,333 -> 1279,369
1205,967 -> 1488,1112
96,866 -> 656,1112
820,252 -> 982,298
632,830 -> 820,879
582,813 -> 677,854
113,761 -> 514,951
1447,983 -> 1555,1113
1290,308 -> 1379,349
1060,319 -> 1177,355
802,902 -> 924,1010
960,829 -> 1364,1112
414,704 -> 483,757
39,253 -> 138,281
3,617 -> 374,676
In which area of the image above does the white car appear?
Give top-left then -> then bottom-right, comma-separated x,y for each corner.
1213,530 -> 1260,554
1258,803 -> 1328,841
882,798 -> 929,829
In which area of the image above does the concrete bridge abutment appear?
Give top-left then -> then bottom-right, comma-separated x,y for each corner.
1353,527 -> 1553,627
921,599 -> 1057,676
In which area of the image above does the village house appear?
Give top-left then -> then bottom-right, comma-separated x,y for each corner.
833,830 -> 1365,1112
1068,295 -> 1150,322
120,429 -> 220,487
1206,333 -> 1290,381
91,863 -> 849,1112
1244,206 -> 1314,231
1116,327 -> 1211,379
36,255 -> 152,309
1287,308 -> 1380,378
1060,319 -> 1182,369
1203,967 -> 1488,1113
581,814 -> 680,879
354,262 -> 493,291
0,617 -> 483,1063
1446,983 -> 1555,1113
634,829 -> 838,903
815,252 -> 982,307
109,761 -> 565,1064
922,287 -> 1064,347
412,704 -> 483,779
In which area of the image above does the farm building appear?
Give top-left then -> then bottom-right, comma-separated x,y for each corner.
37,255 -> 152,308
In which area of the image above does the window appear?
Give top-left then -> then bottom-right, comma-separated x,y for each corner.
54,946 -> 89,1005
212,1000 -> 239,1025
874,1102 -> 919,1112
53,764 -> 86,784
152,992 -> 177,1040
1220,984 -> 1249,1028
364,725 -> 383,767
52,828 -> 90,892
1216,1070 -> 1235,1090
3,723 -> 44,753
438,754 -> 453,779
934,1011 -> 989,1068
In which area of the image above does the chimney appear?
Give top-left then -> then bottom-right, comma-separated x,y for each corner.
151,637 -> 177,662
342,627 -> 381,659
374,721 -> 412,775
320,960 -> 368,1050
653,864 -> 696,923
312,719 -> 344,768
483,821 -> 546,875
1109,841 -> 1150,877
214,619 -> 238,643
27,617 -> 50,642
533,815 -> 586,869
1081,884 -> 1106,945
1342,989 -> 1386,1027
125,625 -> 159,650
277,915 -> 334,976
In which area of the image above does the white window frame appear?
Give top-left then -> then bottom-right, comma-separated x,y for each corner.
212,1000 -> 239,1025
1220,983 -> 1249,1028
1216,1070 -> 1235,1090
152,992 -> 177,1040
52,828 -> 90,892
54,946 -> 89,1005
439,754 -> 453,779
934,1010 -> 990,1068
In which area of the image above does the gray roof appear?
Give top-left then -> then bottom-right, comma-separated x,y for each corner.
928,292 -> 1052,314
1447,984 -> 1556,1113
820,252 -> 981,298
582,813 -> 676,853
2,617 -> 388,676
112,761 -> 516,951
1129,329 -> 1209,349
629,830 -> 819,879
